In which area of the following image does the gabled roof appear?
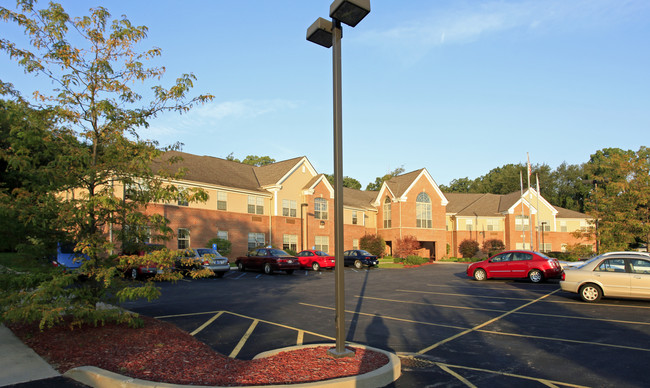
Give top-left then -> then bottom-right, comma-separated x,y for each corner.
151,151 -> 265,193
498,191 -> 523,213
343,187 -> 378,211
303,174 -> 334,197
255,156 -> 310,187
555,206 -> 590,219
445,193 -> 503,216
376,168 -> 448,206
385,169 -> 425,198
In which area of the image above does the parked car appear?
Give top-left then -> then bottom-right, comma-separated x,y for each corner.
467,250 -> 563,283
122,243 -> 170,280
560,251 -> 650,302
235,248 -> 300,275
296,250 -> 335,271
176,248 -> 231,278
343,250 -> 379,269
51,242 -> 90,270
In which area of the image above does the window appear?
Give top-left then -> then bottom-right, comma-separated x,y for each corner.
512,252 -> 532,261
465,219 -> 473,231
282,199 -> 297,217
315,236 -> 329,252
540,243 -> 552,252
314,198 -> 328,220
248,196 -> 264,215
353,239 -> 359,250
283,234 -> 297,252
248,232 -> 265,250
177,187 -> 188,207
178,228 -> 190,249
630,259 -> 650,274
516,216 -> 530,231
416,192 -> 432,228
595,258 -> 626,273
486,218 -> 500,231
383,197 -> 391,228
540,221 -> 551,232
217,191 -> 227,211
352,211 -> 358,225
217,230 -> 228,240
560,220 -> 567,233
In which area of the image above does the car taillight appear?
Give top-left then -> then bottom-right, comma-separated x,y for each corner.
562,272 -> 566,281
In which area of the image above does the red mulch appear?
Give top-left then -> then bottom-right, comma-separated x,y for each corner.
7,316 -> 389,386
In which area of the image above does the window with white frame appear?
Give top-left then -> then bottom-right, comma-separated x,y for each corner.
283,234 -> 297,252
486,218 -> 500,231
465,219 -> 473,231
353,239 -> 359,250
315,236 -> 329,252
217,191 -> 227,211
352,211 -> 358,225
177,187 -> 189,207
217,230 -> 228,240
178,228 -> 190,249
560,220 -> 567,232
516,216 -> 530,231
248,232 -> 265,250
248,196 -> 264,215
416,192 -> 432,228
314,198 -> 328,220
383,197 -> 391,228
282,199 -> 297,217
541,243 -> 552,252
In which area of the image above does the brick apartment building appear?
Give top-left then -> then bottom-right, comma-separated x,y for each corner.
135,151 -> 594,260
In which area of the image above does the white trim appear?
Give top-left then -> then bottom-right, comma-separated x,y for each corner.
401,169 -> 449,206
275,157 -> 318,185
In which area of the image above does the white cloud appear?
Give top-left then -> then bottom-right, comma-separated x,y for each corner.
194,99 -> 299,120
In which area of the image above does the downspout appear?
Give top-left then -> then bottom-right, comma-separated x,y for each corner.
301,203 -> 308,250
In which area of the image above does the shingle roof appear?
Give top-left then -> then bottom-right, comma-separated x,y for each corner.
255,157 -> 305,187
343,187 -> 378,211
444,193 -> 504,216
385,169 -> 425,198
555,206 -> 590,219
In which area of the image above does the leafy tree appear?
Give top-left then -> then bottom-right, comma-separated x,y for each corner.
482,239 -> 505,257
459,239 -> 479,258
206,237 -> 232,257
393,235 -> 420,259
324,174 -> 362,190
0,1 -> 213,328
440,177 -> 474,193
359,234 -> 386,257
242,155 -> 275,166
366,167 -> 405,191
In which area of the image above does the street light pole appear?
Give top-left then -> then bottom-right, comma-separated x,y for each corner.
307,0 -> 370,358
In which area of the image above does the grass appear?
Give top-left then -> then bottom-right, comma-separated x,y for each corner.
377,258 -> 404,269
0,252 -> 52,272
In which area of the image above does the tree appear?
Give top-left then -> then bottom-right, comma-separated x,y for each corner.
324,174 -> 362,190
459,239 -> 479,258
0,1 -> 213,328
482,239 -> 505,257
393,235 -> 420,259
366,167 -> 405,191
242,155 -> 275,167
359,234 -> 386,257
440,177 -> 474,193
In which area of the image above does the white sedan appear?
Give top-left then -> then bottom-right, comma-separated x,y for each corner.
560,252 -> 650,302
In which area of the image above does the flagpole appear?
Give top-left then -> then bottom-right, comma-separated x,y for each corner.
520,170 -> 525,250
527,153 -> 532,250
536,173 -> 541,252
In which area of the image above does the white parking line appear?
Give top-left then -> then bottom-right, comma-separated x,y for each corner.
190,311 -> 224,336
235,273 -> 246,279
229,319 -> 259,358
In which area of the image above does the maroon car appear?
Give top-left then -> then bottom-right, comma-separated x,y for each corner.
236,248 -> 300,275
467,250 -> 563,283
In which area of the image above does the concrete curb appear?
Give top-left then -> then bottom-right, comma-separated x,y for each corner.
63,343 -> 401,388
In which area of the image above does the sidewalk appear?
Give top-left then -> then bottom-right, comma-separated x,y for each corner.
0,324 -> 60,386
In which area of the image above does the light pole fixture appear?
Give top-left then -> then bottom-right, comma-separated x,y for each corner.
306,0 -> 370,359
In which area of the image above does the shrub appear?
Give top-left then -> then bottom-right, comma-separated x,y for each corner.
393,235 -> 420,258
360,234 -> 386,258
403,255 -> 428,265
459,239 -> 480,258
482,239 -> 505,257
205,238 -> 232,257
284,248 -> 298,256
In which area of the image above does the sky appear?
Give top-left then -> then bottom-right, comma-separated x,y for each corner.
1,0 -> 649,188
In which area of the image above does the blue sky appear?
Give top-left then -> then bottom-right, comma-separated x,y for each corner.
2,0 -> 649,188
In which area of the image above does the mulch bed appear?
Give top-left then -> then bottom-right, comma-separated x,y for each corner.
7,316 -> 389,386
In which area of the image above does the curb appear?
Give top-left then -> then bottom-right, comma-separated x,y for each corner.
63,343 -> 401,388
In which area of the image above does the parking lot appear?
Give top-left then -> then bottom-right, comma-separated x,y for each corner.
122,263 -> 650,387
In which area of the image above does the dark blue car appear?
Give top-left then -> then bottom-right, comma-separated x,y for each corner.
343,250 -> 379,269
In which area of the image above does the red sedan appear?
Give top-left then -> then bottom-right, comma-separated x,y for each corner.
467,250 -> 563,283
296,250 -> 336,271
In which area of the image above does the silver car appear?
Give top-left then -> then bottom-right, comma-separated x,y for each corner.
560,251 -> 650,302
177,248 -> 231,278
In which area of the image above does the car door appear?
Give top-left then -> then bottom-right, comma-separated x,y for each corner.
487,252 -> 512,278
593,258 -> 631,298
629,258 -> 650,298
508,252 -> 533,278
343,250 -> 353,266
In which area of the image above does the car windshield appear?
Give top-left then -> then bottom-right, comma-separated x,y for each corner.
536,252 -> 552,260
358,250 -> 372,256
578,255 -> 605,269
269,249 -> 292,257
315,251 -> 330,256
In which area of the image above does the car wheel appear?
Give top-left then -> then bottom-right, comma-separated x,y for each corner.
264,263 -> 273,275
354,260 -> 363,269
579,283 -> 602,302
237,262 -> 245,272
286,269 -> 294,275
473,268 -> 487,281
216,271 -> 225,278
312,262 -> 320,271
130,268 -> 138,280
528,269 -> 543,283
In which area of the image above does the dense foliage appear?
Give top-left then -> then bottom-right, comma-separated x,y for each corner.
459,239 -> 480,258
205,238 -> 232,257
0,0 -> 213,328
359,234 -> 386,258
393,235 -> 421,259
482,239 -> 505,257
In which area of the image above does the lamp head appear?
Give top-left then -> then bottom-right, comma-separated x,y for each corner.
307,17 -> 333,48
330,0 -> 370,27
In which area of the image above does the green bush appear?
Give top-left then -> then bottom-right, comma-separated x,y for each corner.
360,234 -> 386,258
403,255 -> 428,265
205,238 -> 232,257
